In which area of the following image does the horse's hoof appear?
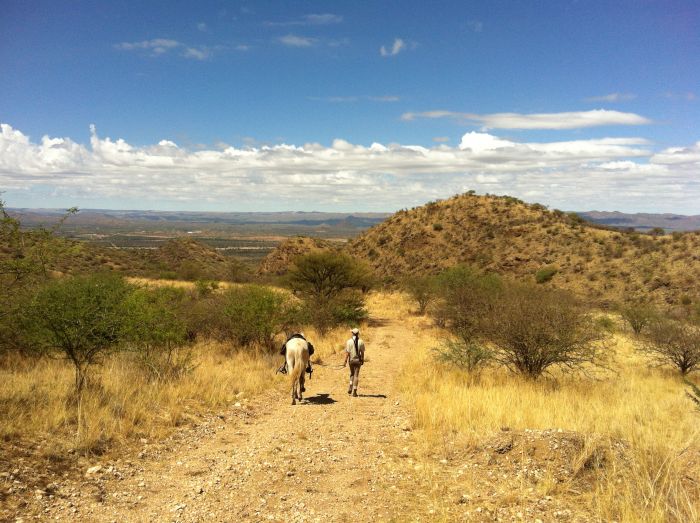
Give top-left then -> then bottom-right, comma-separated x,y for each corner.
292,399 -> 296,405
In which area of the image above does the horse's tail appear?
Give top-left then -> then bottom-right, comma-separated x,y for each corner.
290,352 -> 304,399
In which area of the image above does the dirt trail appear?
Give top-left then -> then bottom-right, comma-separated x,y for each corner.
32,304 -> 427,523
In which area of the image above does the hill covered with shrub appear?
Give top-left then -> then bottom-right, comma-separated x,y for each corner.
349,192 -> 700,306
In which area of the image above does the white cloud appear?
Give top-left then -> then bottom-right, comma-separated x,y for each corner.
309,95 -> 400,103
367,95 -> 400,102
196,22 -> 208,32
278,34 -> 316,47
380,38 -> 406,57
4,122 -> 697,212
401,109 -> 652,129
183,47 -> 211,60
265,13 -> 343,27
585,93 -> 637,103
115,38 -> 214,60
115,38 -> 181,56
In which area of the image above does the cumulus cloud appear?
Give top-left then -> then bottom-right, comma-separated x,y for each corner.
380,38 -> 405,57
401,109 -> 652,129
278,34 -> 316,47
585,93 -> 637,103
3,122 -> 698,212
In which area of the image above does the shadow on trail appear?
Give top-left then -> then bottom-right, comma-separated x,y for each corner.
304,393 -> 337,405
357,394 -> 387,399
366,317 -> 391,327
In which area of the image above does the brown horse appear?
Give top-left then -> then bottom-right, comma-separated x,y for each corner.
285,337 -> 310,405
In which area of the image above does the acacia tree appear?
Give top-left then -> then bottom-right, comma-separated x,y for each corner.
286,251 -> 373,333
641,317 -> 700,375
487,284 -> 607,379
23,273 -> 132,436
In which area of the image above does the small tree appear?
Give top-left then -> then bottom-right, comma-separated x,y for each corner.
124,286 -> 192,380
404,275 -> 438,314
430,266 -> 501,371
433,265 -> 501,344
287,251 -> 373,300
641,318 -> 700,375
22,273 -> 132,437
0,200 -> 78,355
620,303 -> 656,335
286,251 -> 373,333
488,284 -> 606,379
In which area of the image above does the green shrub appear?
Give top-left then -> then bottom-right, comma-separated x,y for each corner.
404,275 -> 438,314
432,223 -> 443,231
220,285 -> 295,350
535,266 -> 558,284
123,286 -> 192,380
620,303 -> 656,335
433,265 -> 502,345
434,338 -> 492,373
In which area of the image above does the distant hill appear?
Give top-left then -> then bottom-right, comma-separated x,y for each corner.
9,208 -> 390,236
348,192 -> 700,306
578,211 -> 700,232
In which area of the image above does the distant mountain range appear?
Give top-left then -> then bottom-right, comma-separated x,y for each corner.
9,207 -> 700,233
578,211 -> 700,232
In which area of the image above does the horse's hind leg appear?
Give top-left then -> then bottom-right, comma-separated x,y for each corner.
298,375 -> 304,402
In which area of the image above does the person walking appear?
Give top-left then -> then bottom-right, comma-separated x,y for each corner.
344,327 -> 365,397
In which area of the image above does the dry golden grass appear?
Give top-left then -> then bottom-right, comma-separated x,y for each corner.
397,311 -> 700,521
0,341 -> 283,456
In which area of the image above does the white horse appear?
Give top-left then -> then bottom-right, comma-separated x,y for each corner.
286,337 -> 310,405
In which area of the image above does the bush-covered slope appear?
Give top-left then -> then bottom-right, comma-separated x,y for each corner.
350,192 -> 700,306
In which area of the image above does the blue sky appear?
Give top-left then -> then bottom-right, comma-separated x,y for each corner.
1,0 -> 699,213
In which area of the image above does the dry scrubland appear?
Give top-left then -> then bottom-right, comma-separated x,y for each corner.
396,291 -> 700,521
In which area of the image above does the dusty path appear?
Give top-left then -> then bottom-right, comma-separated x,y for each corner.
31,298 -> 428,523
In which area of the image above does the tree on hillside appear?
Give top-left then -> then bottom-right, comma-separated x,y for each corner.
620,303 -> 657,335
286,251 -> 373,332
640,317 -> 700,375
487,284 -> 607,379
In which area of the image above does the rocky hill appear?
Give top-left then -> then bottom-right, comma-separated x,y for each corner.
349,192 -> 700,306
